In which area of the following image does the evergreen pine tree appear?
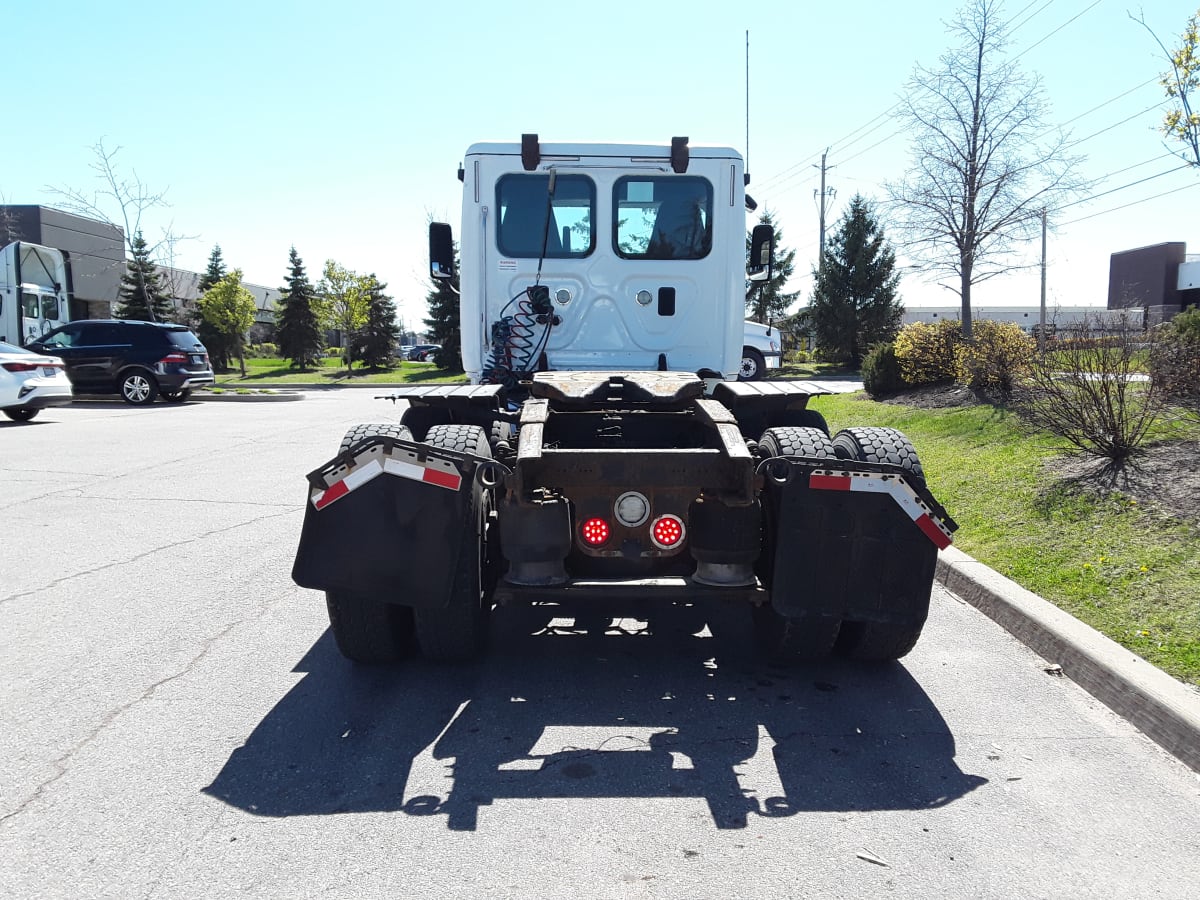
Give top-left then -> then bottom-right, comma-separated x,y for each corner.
808,194 -> 903,366
198,244 -> 227,292
424,244 -> 462,372
275,247 -> 325,369
358,275 -> 401,369
115,231 -> 174,322
745,210 -> 798,323
193,244 -> 230,370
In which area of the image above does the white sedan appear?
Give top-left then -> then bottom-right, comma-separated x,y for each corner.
0,340 -> 73,422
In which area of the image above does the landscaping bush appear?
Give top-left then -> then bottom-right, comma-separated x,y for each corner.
954,320 -> 1035,396
861,341 -> 905,396
786,349 -> 811,364
1150,307 -> 1200,419
245,342 -> 279,359
1013,311 -> 1169,465
894,319 -> 962,385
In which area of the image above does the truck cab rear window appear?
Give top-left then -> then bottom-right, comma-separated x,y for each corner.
614,176 -> 712,260
497,174 -> 595,258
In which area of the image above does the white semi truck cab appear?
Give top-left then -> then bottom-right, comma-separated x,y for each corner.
453,138 -> 753,384
0,241 -> 73,346
292,136 -> 955,667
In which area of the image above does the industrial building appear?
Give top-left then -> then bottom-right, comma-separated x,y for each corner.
0,205 -> 280,335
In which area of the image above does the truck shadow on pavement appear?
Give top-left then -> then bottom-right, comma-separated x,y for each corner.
205,608 -> 986,830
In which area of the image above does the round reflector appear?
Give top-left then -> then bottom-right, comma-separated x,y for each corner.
580,517 -> 611,546
650,514 -> 685,549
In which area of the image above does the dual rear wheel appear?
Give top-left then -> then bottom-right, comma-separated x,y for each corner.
323,422 -> 495,665
755,424 -> 929,662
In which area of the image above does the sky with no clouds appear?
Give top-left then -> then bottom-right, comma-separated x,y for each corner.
5,0 -> 1194,330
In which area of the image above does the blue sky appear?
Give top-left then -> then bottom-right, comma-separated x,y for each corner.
5,0 -> 1193,331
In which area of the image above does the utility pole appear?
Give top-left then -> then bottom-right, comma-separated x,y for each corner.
814,149 -> 835,274
1038,207 -> 1047,353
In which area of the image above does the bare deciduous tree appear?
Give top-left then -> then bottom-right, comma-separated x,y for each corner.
888,0 -> 1084,339
49,139 -> 194,320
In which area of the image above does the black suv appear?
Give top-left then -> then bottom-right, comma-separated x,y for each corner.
28,320 -> 214,405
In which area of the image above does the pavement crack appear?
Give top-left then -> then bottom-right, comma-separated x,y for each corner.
0,507 -> 299,609
0,600 -> 277,827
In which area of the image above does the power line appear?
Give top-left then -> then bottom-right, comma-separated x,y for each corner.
1055,163 -> 1193,212
756,0 -> 1110,198
1009,0 -> 1058,34
1059,178 -> 1200,226
1013,0 -> 1102,60
1055,77 -> 1159,129
1067,102 -> 1165,148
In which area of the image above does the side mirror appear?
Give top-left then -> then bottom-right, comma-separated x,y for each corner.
429,222 -> 455,280
747,223 -> 774,283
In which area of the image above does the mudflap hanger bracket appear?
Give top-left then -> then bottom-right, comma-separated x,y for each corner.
291,435 -> 511,606
757,455 -> 957,622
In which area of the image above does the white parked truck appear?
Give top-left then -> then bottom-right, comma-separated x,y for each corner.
0,241 -> 73,346
740,319 -> 781,380
292,136 -> 955,664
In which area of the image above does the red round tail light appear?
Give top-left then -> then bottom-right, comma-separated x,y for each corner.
650,514 -> 685,549
580,517 -> 611,546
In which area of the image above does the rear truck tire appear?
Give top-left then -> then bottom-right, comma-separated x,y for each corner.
162,388 -> 192,403
400,405 -> 452,441
830,425 -> 929,661
120,370 -> 159,405
830,426 -> 925,484
758,425 -> 837,459
324,423 -> 419,664
339,422 -> 413,453
835,619 -> 924,661
325,591 -> 416,664
770,408 -> 830,437
755,426 -> 842,660
412,424 -> 496,662
752,608 -> 842,662
738,347 -> 766,381
3,408 -> 38,422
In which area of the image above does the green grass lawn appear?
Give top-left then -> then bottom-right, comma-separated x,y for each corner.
810,392 -> 1200,686
213,356 -> 468,385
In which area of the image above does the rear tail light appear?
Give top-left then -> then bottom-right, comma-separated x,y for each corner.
650,514 -> 685,549
159,352 -> 189,365
2,361 -> 59,372
580,517 -> 611,546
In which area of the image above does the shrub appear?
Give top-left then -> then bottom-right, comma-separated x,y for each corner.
894,319 -> 962,385
861,341 -> 905,396
954,320 -> 1036,395
1150,309 -> 1200,419
1012,311 -> 1169,465
246,342 -> 279,359
787,349 -> 811,364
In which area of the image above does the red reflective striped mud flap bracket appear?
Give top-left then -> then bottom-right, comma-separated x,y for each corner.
756,456 -> 957,622
292,436 -> 510,605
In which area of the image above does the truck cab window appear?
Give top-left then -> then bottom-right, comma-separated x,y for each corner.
497,174 -> 595,258
22,292 -> 39,318
614,176 -> 712,260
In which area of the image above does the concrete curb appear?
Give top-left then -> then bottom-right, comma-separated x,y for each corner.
936,545 -> 1200,773
194,391 -> 304,402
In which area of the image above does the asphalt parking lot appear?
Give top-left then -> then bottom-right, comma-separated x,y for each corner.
2,393 -> 1199,899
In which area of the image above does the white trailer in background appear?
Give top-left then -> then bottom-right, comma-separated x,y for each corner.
0,241 -> 73,346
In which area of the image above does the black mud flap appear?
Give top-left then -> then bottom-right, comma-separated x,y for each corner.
291,436 -> 509,607
759,458 -> 957,623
